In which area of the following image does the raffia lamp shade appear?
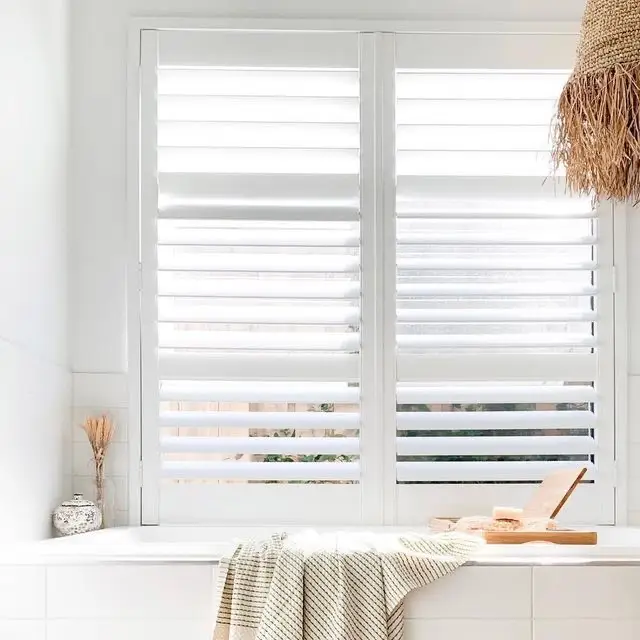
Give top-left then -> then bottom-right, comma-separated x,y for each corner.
553,0 -> 640,200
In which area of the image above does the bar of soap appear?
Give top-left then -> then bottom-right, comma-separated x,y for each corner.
492,506 -> 523,521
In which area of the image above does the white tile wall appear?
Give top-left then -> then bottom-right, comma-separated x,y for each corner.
405,567 -> 531,619
2,563 -> 640,640
534,566 -> 640,619
406,619 -> 531,640
47,619 -> 213,640
47,565 -> 213,619
0,621 -> 46,640
0,567 -> 46,619
534,620 -> 640,640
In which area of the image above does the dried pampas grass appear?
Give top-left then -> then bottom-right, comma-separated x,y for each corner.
553,64 -> 640,200
552,0 -> 640,201
81,415 -> 115,526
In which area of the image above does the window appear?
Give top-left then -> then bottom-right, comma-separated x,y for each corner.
138,29 -> 617,525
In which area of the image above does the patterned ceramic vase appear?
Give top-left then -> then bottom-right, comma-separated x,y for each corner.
52,493 -> 102,536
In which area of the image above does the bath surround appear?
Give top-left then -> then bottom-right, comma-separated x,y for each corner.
4,526 -> 640,640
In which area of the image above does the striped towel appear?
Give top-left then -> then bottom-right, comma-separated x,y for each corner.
213,531 -> 481,640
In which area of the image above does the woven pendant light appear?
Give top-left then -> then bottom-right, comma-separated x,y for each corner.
553,0 -> 640,200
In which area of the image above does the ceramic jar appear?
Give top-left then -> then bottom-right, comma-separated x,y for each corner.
52,493 -> 102,536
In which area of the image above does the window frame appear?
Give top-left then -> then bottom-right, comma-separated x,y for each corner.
127,20 -> 628,527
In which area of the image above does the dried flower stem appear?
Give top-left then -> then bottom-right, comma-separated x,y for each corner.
81,415 -> 115,527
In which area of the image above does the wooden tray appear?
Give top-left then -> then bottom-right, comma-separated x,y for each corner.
484,530 -> 597,545
429,518 -> 598,545
428,467 -> 597,545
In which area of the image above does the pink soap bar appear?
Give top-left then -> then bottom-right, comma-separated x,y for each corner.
492,506 -> 523,521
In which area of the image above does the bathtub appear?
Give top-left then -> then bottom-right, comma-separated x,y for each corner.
4,527 -> 640,640
33,525 -> 640,564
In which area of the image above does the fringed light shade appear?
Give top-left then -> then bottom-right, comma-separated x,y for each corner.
553,0 -> 640,200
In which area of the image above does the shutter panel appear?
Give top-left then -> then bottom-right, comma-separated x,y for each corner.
152,32 -> 361,488
394,36 -> 613,503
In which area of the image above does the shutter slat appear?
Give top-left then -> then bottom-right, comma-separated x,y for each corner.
158,329 -> 360,351
396,410 -> 595,430
398,150 -> 556,177
159,204 -> 359,221
397,461 -> 595,483
158,69 -> 359,98
158,227 -> 360,247
157,276 -> 360,299
159,410 -> 360,430
158,252 -> 360,273
397,309 -> 597,323
397,334 -> 595,349
396,72 -> 566,100
160,173 -> 360,202
397,385 -> 596,404
162,461 -> 360,481
398,354 -> 597,383
397,257 -> 595,271
397,283 -> 596,297
397,435 -> 596,456
397,99 -> 555,126
158,303 -> 359,325
159,353 -> 359,382
396,232 -> 595,246
161,436 -> 359,455
160,381 -> 359,403
158,147 -> 359,174
158,122 -> 360,150
396,209 -> 595,219
158,96 -> 359,123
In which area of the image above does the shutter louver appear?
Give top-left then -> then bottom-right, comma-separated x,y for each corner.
395,67 -> 604,486
153,32 -> 361,486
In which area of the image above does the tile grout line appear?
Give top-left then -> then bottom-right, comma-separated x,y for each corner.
530,567 -> 534,640
44,565 -> 48,640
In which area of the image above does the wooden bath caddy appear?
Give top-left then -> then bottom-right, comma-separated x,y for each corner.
430,467 -> 598,545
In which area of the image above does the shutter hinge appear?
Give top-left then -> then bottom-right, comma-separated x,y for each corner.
138,460 -> 144,487
611,265 -> 617,294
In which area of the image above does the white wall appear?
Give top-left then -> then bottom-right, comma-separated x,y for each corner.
70,0 -> 639,525
4,561 -> 640,640
0,0 -> 72,539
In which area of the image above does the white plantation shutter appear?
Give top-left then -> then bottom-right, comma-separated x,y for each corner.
141,30 -> 363,523
394,34 -> 615,523
139,29 -> 617,525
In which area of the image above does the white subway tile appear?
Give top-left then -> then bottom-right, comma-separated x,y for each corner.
0,566 -> 45,619
72,407 -> 128,442
405,567 -> 531,619
628,511 -> 640,526
534,619 -> 640,640
48,619 -> 211,640
534,567 -> 640,618
47,565 -> 213,619
73,373 -> 128,407
0,621 -> 45,640
406,619 -> 530,640
72,441 -> 128,477
72,475 -> 128,512
628,213 -> 640,375
628,377 -> 640,443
